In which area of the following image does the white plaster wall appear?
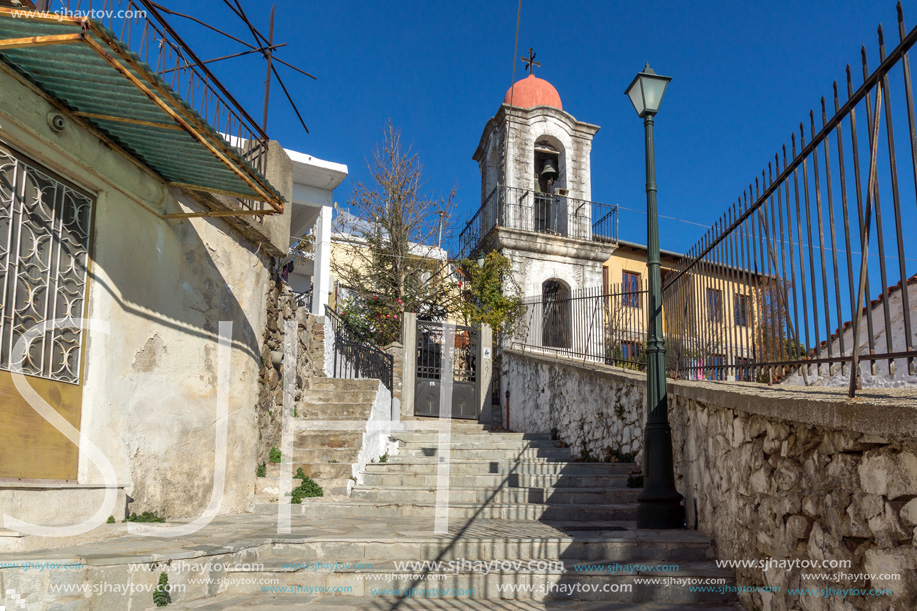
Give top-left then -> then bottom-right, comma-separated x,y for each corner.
505,351 -> 644,463
322,315 -> 335,377
78,188 -> 270,518
508,247 -> 604,357
352,381 -> 395,487
0,67 -> 273,520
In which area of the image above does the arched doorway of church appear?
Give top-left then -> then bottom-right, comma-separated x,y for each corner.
542,278 -> 571,349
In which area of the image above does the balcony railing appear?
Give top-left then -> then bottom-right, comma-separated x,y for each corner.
457,186 -> 617,260
1,0 -> 281,212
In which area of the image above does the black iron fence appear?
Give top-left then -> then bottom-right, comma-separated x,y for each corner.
662,3 -> 917,393
514,282 -> 650,371
324,306 -> 394,393
457,185 -> 617,260
293,290 -> 312,311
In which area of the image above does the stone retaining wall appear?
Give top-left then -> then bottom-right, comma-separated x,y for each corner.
505,350 -> 644,463
505,348 -> 917,610
257,274 -> 327,465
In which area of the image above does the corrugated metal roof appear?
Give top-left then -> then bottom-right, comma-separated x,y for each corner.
0,11 -> 284,211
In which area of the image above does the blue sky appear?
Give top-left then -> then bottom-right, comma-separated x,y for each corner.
173,0 -> 905,256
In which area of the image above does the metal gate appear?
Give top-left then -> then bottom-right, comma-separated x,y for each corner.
414,321 -> 477,419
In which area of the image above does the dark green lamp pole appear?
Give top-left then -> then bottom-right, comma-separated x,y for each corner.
625,64 -> 684,529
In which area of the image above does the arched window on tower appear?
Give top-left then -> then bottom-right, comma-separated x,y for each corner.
542,278 -> 571,350
533,139 -> 566,235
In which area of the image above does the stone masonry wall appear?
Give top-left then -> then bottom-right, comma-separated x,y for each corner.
257,271 -> 327,465
506,350 -> 644,463
505,348 -> 917,610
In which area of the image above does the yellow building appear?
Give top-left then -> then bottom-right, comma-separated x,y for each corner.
602,240 -> 767,381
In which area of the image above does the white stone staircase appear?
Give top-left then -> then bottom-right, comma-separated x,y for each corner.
232,422 -> 741,607
0,422 -> 741,609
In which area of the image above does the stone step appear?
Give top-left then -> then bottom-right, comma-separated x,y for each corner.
265,462 -> 353,479
166,594 -> 744,610
362,472 -> 633,489
396,440 -> 565,450
299,389 -> 380,405
265,526 -> 715,562
218,559 -> 736,602
0,514 -> 731,609
291,448 -> 361,463
304,378 -> 382,392
252,499 -> 637,521
400,447 -> 574,459
254,476 -> 304,496
292,431 -> 363,450
392,432 -> 552,442
404,420 -> 492,431
350,486 -> 642,505
295,403 -> 373,420
248,482 -> 351,505
316,477 -> 352,496
364,460 -> 638,475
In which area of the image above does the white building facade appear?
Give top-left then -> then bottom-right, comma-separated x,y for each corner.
285,149 -> 348,316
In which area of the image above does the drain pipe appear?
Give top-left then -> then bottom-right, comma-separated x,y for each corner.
504,389 -> 510,431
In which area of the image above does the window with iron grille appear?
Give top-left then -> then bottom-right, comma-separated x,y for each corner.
706,288 -> 723,322
622,271 -> 641,308
734,292 -> 749,327
0,142 -> 93,384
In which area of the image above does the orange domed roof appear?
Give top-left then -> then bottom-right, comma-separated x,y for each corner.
503,74 -> 562,110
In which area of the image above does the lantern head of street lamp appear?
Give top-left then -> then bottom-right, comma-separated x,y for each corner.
625,63 -> 672,118
476,250 -> 486,269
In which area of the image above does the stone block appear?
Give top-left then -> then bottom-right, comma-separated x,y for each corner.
900,497 -> 917,526
858,450 -> 917,500
864,547 -> 917,603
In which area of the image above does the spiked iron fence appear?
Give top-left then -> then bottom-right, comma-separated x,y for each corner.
663,3 -> 917,394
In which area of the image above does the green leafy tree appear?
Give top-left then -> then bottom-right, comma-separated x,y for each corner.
457,252 -> 523,342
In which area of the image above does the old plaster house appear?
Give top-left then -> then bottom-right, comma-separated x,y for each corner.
0,5 -> 345,528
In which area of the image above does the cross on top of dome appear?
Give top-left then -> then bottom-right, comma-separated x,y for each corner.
521,48 -> 541,75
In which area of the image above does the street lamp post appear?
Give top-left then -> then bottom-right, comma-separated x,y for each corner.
625,64 -> 685,530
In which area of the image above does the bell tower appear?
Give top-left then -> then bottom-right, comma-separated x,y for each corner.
468,61 -> 616,303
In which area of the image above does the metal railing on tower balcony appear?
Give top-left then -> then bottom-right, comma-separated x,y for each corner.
456,185 -> 618,260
